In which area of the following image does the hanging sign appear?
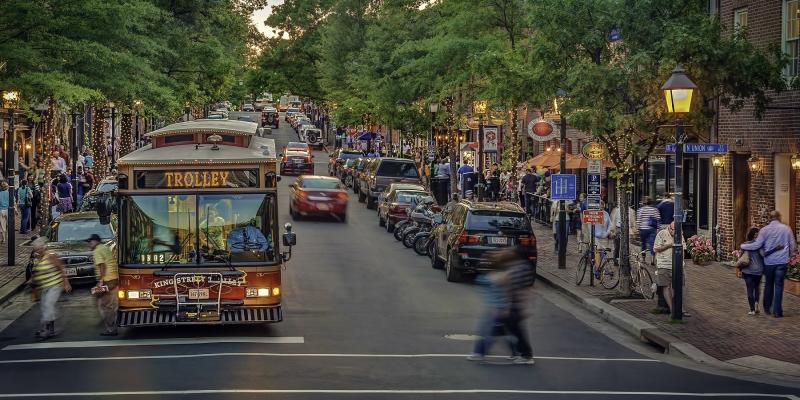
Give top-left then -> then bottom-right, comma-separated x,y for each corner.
582,142 -> 607,160
527,119 -> 557,142
483,126 -> 498,152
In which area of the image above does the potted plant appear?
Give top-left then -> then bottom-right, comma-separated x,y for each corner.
687,235 -> 714,265
785,252 -> 800,297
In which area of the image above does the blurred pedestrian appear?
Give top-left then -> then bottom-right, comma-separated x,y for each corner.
736,227 -> 764,315
468,250 -> 514,362
741,211 -> 795,318
550,200 -> 568,252
88,233 -> 119,336
0,181 -> 9,243
29,236 -> 71,339
17,178 -> 32,234
656,193 -> 674,225
505,246 -> 536,364
636,196 -> 660,264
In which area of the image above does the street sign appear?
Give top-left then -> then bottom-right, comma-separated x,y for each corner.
587,173 -> 601,209
581,210 -> 605,224
550,174 -> 576,201
665,143 -> 728,153
587,159 -> 602,174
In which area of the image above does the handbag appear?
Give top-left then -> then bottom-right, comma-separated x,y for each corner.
735,251 -> 749,278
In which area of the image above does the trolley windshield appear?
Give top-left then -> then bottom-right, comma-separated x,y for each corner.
122,193 -> 277,266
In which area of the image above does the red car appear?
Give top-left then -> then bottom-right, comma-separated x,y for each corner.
378,189 -> 432,232
289,176 -> 348,221
280,150 -> 314,175
285,141 -> 310,153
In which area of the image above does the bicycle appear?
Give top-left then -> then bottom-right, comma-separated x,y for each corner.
629,250 -> 656,299
575,241 -> 619,289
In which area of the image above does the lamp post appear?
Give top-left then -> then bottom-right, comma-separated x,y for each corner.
711,154 -> 724,260
473,101 -> 488,201
556,89 -> 568,269
3,90 -> 20,265
661,65 -> 697,321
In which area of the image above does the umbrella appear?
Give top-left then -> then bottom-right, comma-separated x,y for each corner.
526,151 -> 562,168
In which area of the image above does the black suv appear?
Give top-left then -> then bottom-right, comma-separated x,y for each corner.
329,149 -> 363,176
359,158 -> 421,210
430,201 -> 537,282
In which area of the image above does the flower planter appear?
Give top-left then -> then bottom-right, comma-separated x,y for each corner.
692,258 -> 712,266
786,279 -> 800,297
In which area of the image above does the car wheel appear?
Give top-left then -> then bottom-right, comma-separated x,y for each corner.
378,212 -> 385,227
431,243 -> 444,269
366,196 -> 376,210
358,191 -> 366,203
445,249 -> 464,282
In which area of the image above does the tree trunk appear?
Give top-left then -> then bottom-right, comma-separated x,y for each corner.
617,174 -> 633,297
509,107 -> 519,202
119,113 -> 132,157
38,98 -> 56,231
449,128 -> 458,196
91,105 -> 109,176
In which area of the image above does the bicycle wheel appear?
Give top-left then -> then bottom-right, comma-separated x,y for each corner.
575,254 -> 589,285
599,258 -> 620,290
637,267 -> 655,299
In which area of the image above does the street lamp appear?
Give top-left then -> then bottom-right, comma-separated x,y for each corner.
2,90 -> 20,265
790,153 -> 800,171
555,89 -> 568,269
473,100 -> 488,201
662,64 -> 697,321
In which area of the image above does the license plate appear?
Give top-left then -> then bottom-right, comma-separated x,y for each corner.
188,289 -> 209,300
316,203 -> 330,211
487,237 -> 508,245
292,159 -> 303,164
64,267 -> 77,277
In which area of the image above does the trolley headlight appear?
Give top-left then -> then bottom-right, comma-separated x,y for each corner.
246,287 -> 272,297
126,289 -> 152,300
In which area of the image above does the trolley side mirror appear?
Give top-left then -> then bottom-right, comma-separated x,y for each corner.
281,222 -> 296,262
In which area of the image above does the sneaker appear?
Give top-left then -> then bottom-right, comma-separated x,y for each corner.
747,311 -> 756,316
513,357 -> 535,365
100,330 -> 118,337
467,354 -> 485,362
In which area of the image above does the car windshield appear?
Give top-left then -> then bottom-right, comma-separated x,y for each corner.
396,191 -> 429,203
339,152 -> 362,160
287,108 -> 299,113
302,179 -> 341,189
122,193 -> 277,265
53,218 -> 113,242
376,161 -> 419,178
466,210 -> 530,232
96,181 -> 117,193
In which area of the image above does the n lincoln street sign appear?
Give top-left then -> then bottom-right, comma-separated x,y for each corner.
551,174 -> 576,201
665,143 -> 728,153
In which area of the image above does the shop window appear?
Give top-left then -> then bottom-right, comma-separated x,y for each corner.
786,0 -> 800,77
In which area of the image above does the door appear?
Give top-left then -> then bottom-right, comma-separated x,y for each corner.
774,154 -> 797,232
732,154 -> 751,246
683,155 -> 698,237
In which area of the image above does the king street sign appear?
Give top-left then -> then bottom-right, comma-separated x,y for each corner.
665,143 -> 728,153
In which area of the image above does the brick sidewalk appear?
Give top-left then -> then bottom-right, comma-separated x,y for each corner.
532,222 -> 800,366
0,216 -> 37,299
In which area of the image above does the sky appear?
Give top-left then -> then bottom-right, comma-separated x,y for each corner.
251,1 -> 284,38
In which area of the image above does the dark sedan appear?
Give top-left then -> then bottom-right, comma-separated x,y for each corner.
280,150 -> 314,175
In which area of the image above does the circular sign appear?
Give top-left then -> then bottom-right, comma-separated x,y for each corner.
582,142 -> 607,160
527,119 -> 557,142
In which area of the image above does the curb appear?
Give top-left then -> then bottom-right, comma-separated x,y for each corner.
0,273 -> 26,305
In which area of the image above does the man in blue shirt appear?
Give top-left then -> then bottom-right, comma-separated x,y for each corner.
457,162 -> 474,196
656,193 -> 674,225
740,211 -> 796,317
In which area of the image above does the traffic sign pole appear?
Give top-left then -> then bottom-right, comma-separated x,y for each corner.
558,115 -> 567,269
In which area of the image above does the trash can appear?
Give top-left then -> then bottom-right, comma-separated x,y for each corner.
461,172 -> 478,198
430,176 -> 450,206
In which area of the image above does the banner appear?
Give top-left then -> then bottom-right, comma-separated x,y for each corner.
483,126 -> 498,152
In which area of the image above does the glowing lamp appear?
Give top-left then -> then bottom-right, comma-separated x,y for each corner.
661,65 -> 697,114
791,154 -> 800,171
711,154 -> 724,169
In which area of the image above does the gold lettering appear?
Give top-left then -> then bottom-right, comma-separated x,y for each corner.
219,171 -> 230,187
210,172 -> 219,187
184,172 -> 193,187
165,172 -> 174,188
174,172 -> 184,188
194,172 -> 201,187
202,171 -> 211,187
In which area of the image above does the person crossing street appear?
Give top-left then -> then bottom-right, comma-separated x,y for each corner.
29,237 -> 71,339
88,233 -> 120,336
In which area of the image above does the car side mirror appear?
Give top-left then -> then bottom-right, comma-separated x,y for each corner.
97,195 -> 112,225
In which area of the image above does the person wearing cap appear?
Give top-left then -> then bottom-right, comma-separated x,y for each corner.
29,236 -> 71,339
88,233 -> 119,336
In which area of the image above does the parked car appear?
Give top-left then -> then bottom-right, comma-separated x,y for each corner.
261,108 -> 279,128
360,158 -> 421,210
242,104 -> 255,112
378,183 -> 425,206
304,128 -> 323,148
349,158 -> 368,194
329,149 -> 364,176
78,177 -> 118,213
280,150 -> 314,175
25,212 -> 117,284
206,112 -> 227,120
285,108 -> 300,121
288,176 -> 348,221
378,187 -> 431,232
430,201 -> 536,282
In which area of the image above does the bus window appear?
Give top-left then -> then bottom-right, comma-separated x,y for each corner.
198,194 -> 276,263
124,195 -> 197,265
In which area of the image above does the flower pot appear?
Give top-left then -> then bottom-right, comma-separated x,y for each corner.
786,279 -> 800,297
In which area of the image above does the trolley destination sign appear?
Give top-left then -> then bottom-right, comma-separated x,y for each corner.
164,170 -> 232,188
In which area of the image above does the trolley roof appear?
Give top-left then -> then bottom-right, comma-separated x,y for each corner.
144,119 -> 260,138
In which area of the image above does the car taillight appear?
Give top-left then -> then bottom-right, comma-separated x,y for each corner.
336,192 -> 348,200
297,190 -> 308,198
458,233 -> 480,244
518,235 -> 536,246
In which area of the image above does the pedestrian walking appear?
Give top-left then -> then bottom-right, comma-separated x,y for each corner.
521,168 -> 538,215
88,233 -> 119,336
0,181 -> 9,243
30,180 -> 41,230
636,196 -> 660,264
29,237 -> 71,339
505,246 -> 536,364
17,178 -> 33,234
740,211 -> 795,318
653,222 -> 689,316
468,250 -> 514,362
55,174 -> 73,214
735,227 -> 764,315
550,200 -> 568,252
656,193 -> 674,225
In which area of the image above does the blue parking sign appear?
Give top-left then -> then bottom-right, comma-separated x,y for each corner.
551,174 -> 577,201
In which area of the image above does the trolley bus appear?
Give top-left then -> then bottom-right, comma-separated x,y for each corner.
106,119 -> 295,326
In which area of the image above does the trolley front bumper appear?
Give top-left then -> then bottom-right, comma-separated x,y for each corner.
117,305 -> 282,327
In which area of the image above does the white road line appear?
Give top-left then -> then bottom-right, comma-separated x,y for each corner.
0,389 -> 794,398
0,352 -> 659,364
2,337 -> 304,351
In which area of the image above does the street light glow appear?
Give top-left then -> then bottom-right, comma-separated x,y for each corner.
662,65 -> 697,114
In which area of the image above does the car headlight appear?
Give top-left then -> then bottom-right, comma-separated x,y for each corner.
126,289 -> 152,300
246,287 -> 272,297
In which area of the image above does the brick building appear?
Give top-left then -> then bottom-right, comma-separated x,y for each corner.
712,0 -> 800,253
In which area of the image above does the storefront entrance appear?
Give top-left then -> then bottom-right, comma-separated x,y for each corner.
732,153 -> 751,247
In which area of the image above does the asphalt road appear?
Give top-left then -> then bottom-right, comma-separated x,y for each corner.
0,112 -> 796,399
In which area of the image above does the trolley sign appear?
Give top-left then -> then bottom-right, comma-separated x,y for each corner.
582,210 -> 605,225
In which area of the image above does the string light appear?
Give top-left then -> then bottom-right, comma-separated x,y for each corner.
92,104 -> 109,175
120,113 -> 132,157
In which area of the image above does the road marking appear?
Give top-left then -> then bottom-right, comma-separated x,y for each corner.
0,352 -> 658,364
0,389 -> 794,398
2,337 -> 304,351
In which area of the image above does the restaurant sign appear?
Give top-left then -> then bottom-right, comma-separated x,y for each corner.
582,142 -> 607,160
527,119 -> 557,142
